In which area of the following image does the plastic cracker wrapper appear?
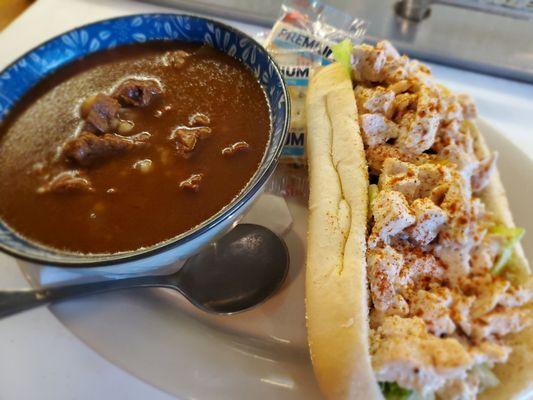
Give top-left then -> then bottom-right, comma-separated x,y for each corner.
272,48 -> 321,163
266,0 -> 366,167
266,0 -> 367,63
263,0 -> 367,196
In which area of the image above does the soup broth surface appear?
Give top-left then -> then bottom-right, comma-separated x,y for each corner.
0,42 -> 271,253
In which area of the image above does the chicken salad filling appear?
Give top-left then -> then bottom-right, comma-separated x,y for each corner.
348,41 -> 532,400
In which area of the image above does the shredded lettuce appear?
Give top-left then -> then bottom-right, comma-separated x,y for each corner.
368,184 -> 379,223
369,184 -> 379,209
489,226 -> 525,276
331,38 -> 353,76
379,382 -> 414,400
378,382 -> 434,400
474,363 -> 500,391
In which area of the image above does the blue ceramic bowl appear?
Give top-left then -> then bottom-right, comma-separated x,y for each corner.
0,14 -> 290,268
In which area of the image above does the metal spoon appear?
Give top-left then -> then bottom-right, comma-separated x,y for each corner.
0,224 -> 289,319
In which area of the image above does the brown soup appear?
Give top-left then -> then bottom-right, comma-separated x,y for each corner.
0,42 -> 271,253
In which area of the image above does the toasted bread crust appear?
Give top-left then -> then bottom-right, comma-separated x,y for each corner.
306,63 -> 382,400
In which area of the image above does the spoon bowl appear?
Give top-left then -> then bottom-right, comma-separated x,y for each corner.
0,224 -> 289,319
176,224 -> 290,314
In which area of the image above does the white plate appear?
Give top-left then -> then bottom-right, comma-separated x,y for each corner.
17,119 -> 532,400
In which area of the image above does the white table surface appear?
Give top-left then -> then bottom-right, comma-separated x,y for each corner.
0,0 -> 531,399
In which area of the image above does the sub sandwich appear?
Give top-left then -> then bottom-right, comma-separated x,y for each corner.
305,41 -> 532,400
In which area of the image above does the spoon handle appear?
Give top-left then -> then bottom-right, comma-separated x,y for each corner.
0,275 -> 172,319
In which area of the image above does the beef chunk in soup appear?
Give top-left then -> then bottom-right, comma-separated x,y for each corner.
112,78 -> 162,107
37,170 -> 94,194
80,93 -> 121,133
173,129 -> 198,152
179,173 -> 203,192
188,112 -> 210,126
170,126 -> 212,153
221,141 -> 250,157
63,131 -> 146,167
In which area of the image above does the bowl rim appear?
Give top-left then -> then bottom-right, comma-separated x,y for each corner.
0,13 -> 290,268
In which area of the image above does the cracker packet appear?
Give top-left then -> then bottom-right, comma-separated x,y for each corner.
266,0 -> 367,65
266,0 -> 366,166
272,48 -> 321,163
263,0 -> 367,196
